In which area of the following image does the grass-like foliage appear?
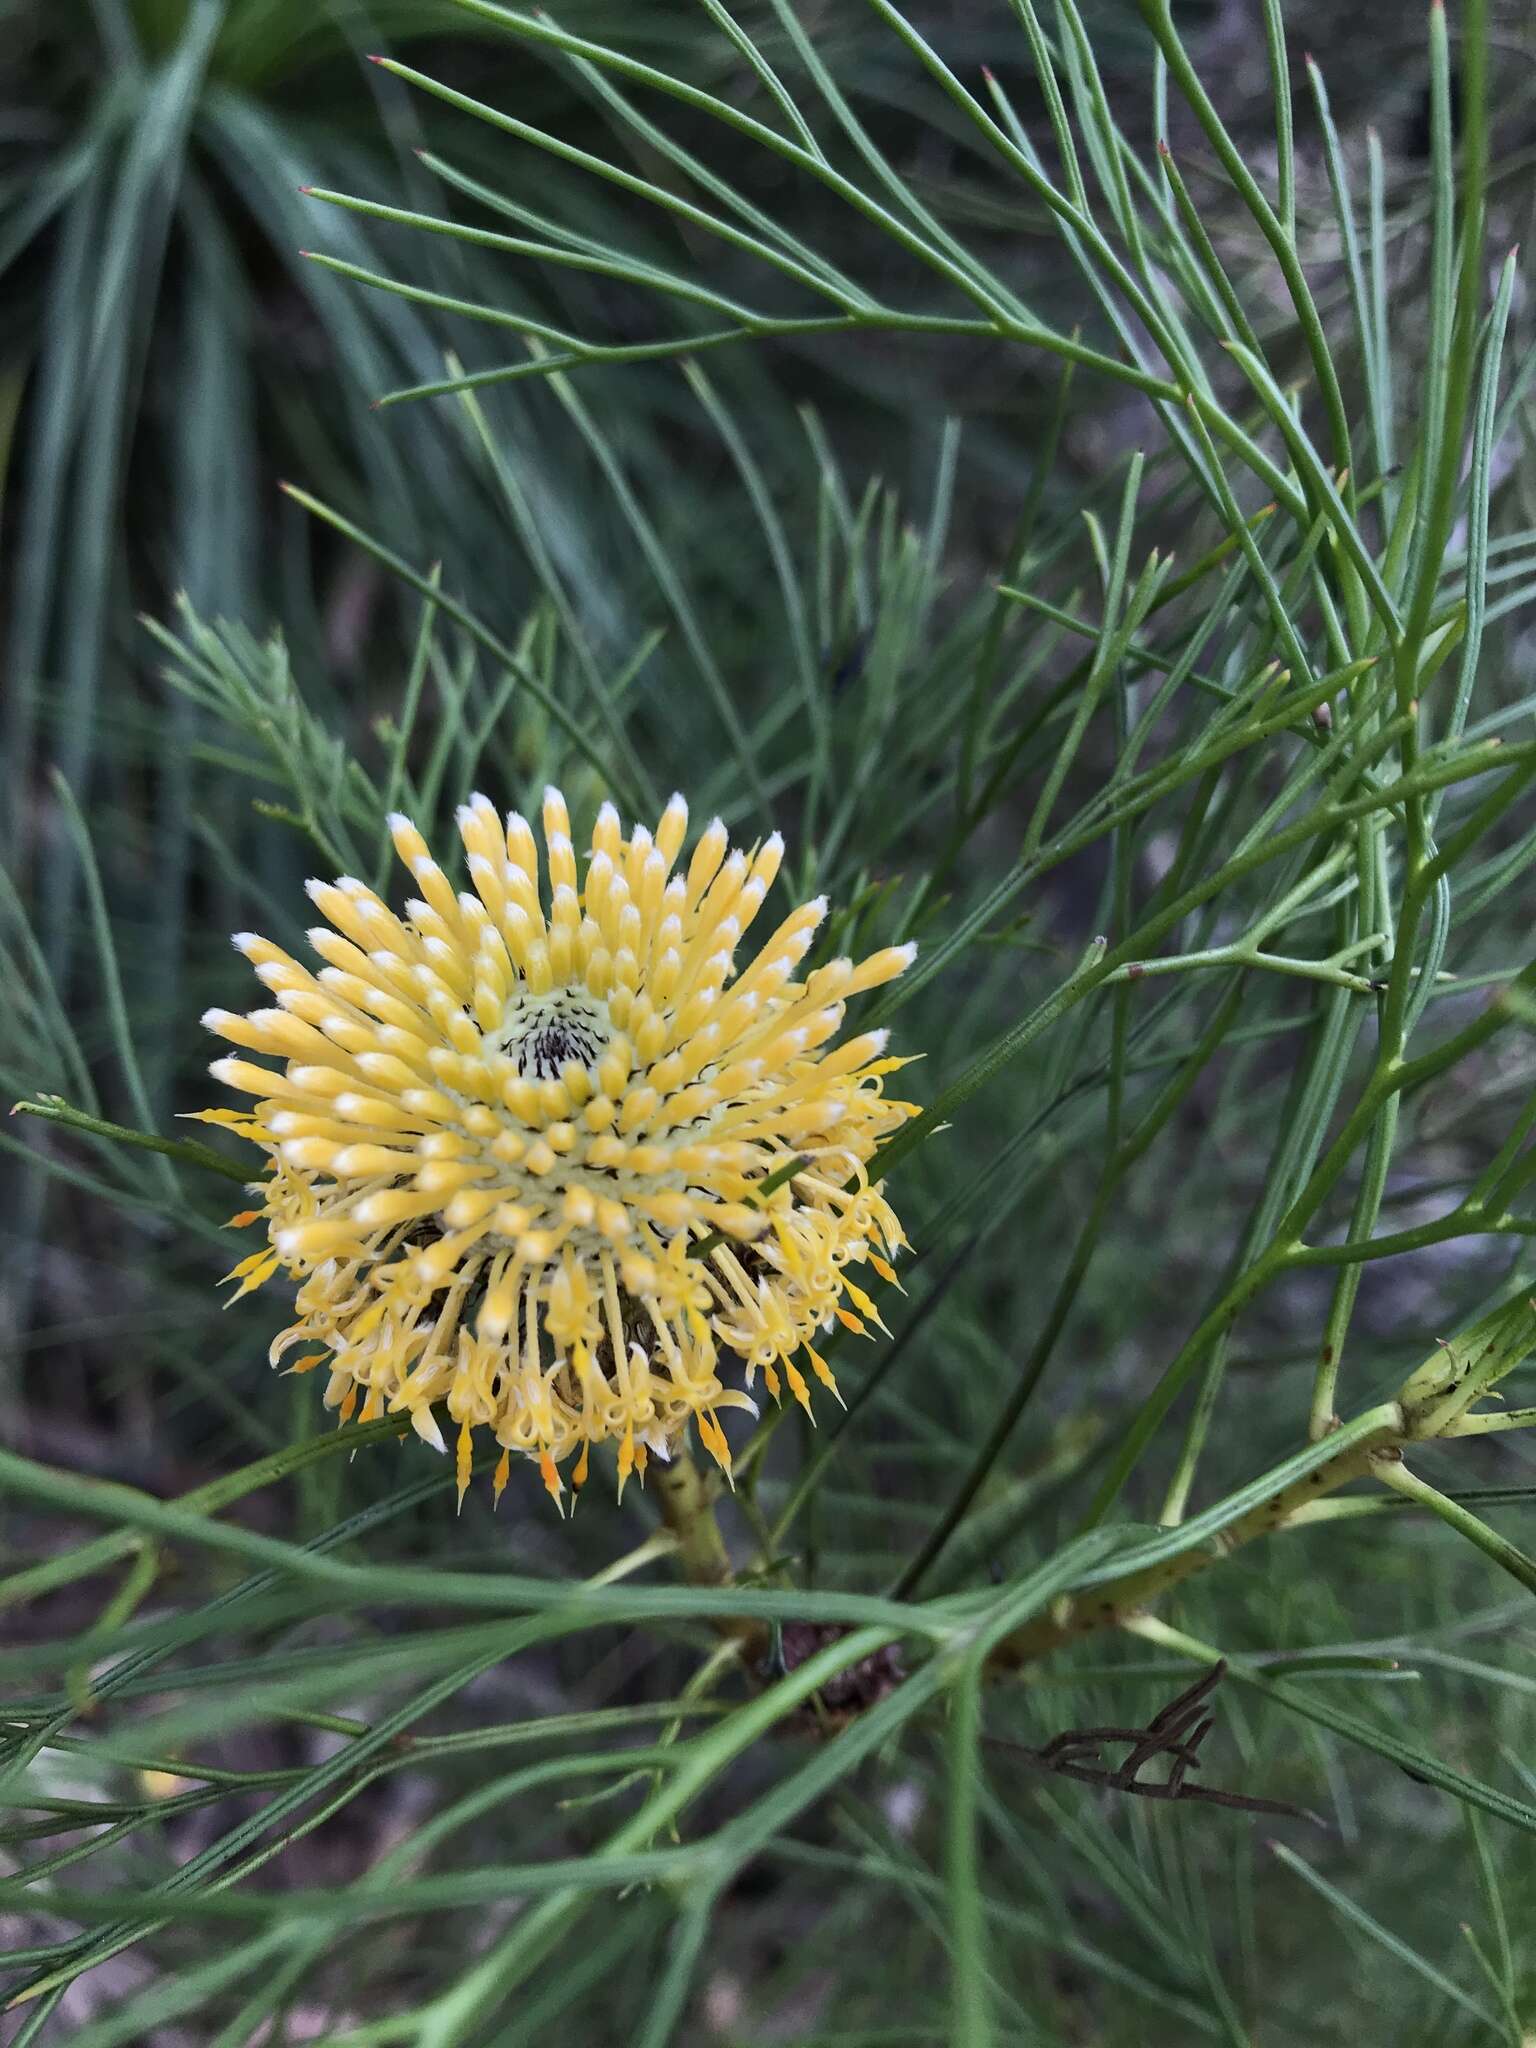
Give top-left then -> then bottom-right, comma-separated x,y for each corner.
6,1 -> 1536,2041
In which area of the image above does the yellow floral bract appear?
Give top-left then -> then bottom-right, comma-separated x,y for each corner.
204,789 -> 916,1505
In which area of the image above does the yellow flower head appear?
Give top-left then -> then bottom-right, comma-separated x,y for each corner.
203,789 -> 918,1507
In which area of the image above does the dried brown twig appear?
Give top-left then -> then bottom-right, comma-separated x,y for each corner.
986,1663 -> 1325,1824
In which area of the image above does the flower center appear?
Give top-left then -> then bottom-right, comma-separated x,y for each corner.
497,989 -> 609,1080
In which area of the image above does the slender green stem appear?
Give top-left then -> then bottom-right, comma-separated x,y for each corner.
1374,1461 -> 1536,1597
1137,0 -> 1352,482
276,485 -> 651,815
10,1096 -> 252,1184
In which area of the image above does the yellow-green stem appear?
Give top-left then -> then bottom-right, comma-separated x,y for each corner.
990,1419 -> 1403,1670
653,1451 -> 764,1653
993,1294 -> 1536,1670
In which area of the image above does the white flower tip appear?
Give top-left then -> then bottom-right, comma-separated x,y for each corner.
469,790 -> 495,813
763,830 -> 784,855
869,1028 -> 891,1053
386,811 -> 413,834
808,895 -> 829,920
303,877 -> 329,903
231,932 -> 261,955
894,941 -> 918,967
200,1008 -> 233,1034
208,1057 -> 238,1083
275,1227 -> 302,1257
411,1406 -> 448,1454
